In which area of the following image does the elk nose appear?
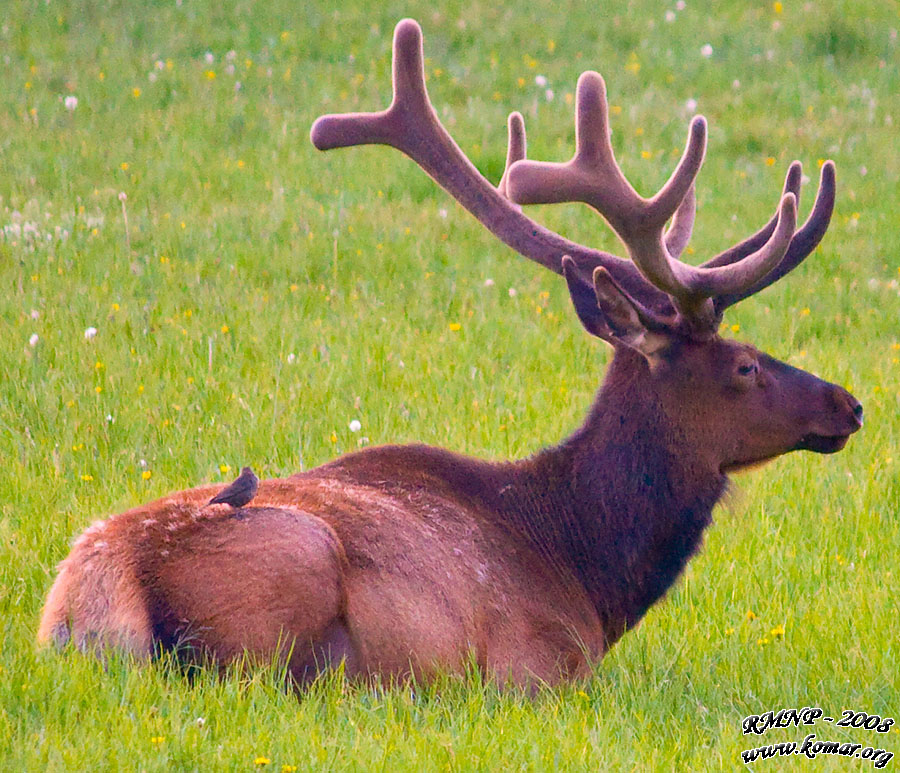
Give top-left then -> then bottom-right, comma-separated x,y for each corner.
836,389 -> 863,430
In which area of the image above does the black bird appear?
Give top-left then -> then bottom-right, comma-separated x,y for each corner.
208,466 -> 259,508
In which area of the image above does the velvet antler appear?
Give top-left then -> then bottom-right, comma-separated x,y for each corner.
311,18 -> 836,334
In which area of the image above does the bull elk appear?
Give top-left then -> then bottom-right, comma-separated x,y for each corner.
39,19 -> 862,687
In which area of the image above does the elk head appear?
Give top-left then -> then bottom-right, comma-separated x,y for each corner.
311,19 -> 862,477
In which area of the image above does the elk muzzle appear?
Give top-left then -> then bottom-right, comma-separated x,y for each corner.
794,383 -> 863,454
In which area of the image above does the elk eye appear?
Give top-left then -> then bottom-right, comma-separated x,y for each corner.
737,362 -> 757,377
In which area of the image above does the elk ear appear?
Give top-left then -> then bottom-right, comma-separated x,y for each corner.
562,257 -> 668,355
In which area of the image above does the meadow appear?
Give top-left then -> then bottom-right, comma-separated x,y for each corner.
1,0 -> 898,769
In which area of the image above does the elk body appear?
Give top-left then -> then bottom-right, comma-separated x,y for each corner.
39,20 -> 862,687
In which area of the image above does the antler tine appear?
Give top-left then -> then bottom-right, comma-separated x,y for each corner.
714,161 -> 835,312
702,161 -> 803,269
498,112 -> 527,199
506,72 -> 706,235
311,18 -> 428,151
664,184 -> 696,259
677,192 -> 797,297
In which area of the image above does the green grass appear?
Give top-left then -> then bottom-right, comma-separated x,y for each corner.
2,0 -> 899,769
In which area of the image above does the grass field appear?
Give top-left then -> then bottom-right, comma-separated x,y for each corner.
2,0 -> 899,769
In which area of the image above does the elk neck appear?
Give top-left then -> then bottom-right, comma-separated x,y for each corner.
494,346 -> 728,637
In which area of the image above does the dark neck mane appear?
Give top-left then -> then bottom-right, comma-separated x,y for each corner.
322,348 -> 728,645
494,347 -> 728,641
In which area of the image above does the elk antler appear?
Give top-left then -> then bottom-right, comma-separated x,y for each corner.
311,19 -> 836,333
506,71 -> 800,324
311,19 -> 671,314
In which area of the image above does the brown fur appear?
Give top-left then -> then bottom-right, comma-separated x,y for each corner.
38,338 -> 861,687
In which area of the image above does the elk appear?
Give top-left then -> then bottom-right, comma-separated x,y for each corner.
39,19 -> 862,687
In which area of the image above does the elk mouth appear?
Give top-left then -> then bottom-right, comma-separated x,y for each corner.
794,432 -> 851,454
723,430 -> 854,473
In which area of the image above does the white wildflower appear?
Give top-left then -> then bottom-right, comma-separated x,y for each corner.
665,10 -> 676,22
484,278 -> 495,287
438,208 -> 448,219
204,51 -> 214,64
686,98 -> 698,112
700,44 -> 713,58
28,333 -> 39,347
30,309 -> 39,320
349,419 -> 362,433
84,326 -> 98,340
676,0 -> 686,9
508,287 -> 517,297
286,352 -> 296,364
732,79 -> 741,90
64,95 -> 78,111
535,74 -> 547,87
545,89 -> 554,101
